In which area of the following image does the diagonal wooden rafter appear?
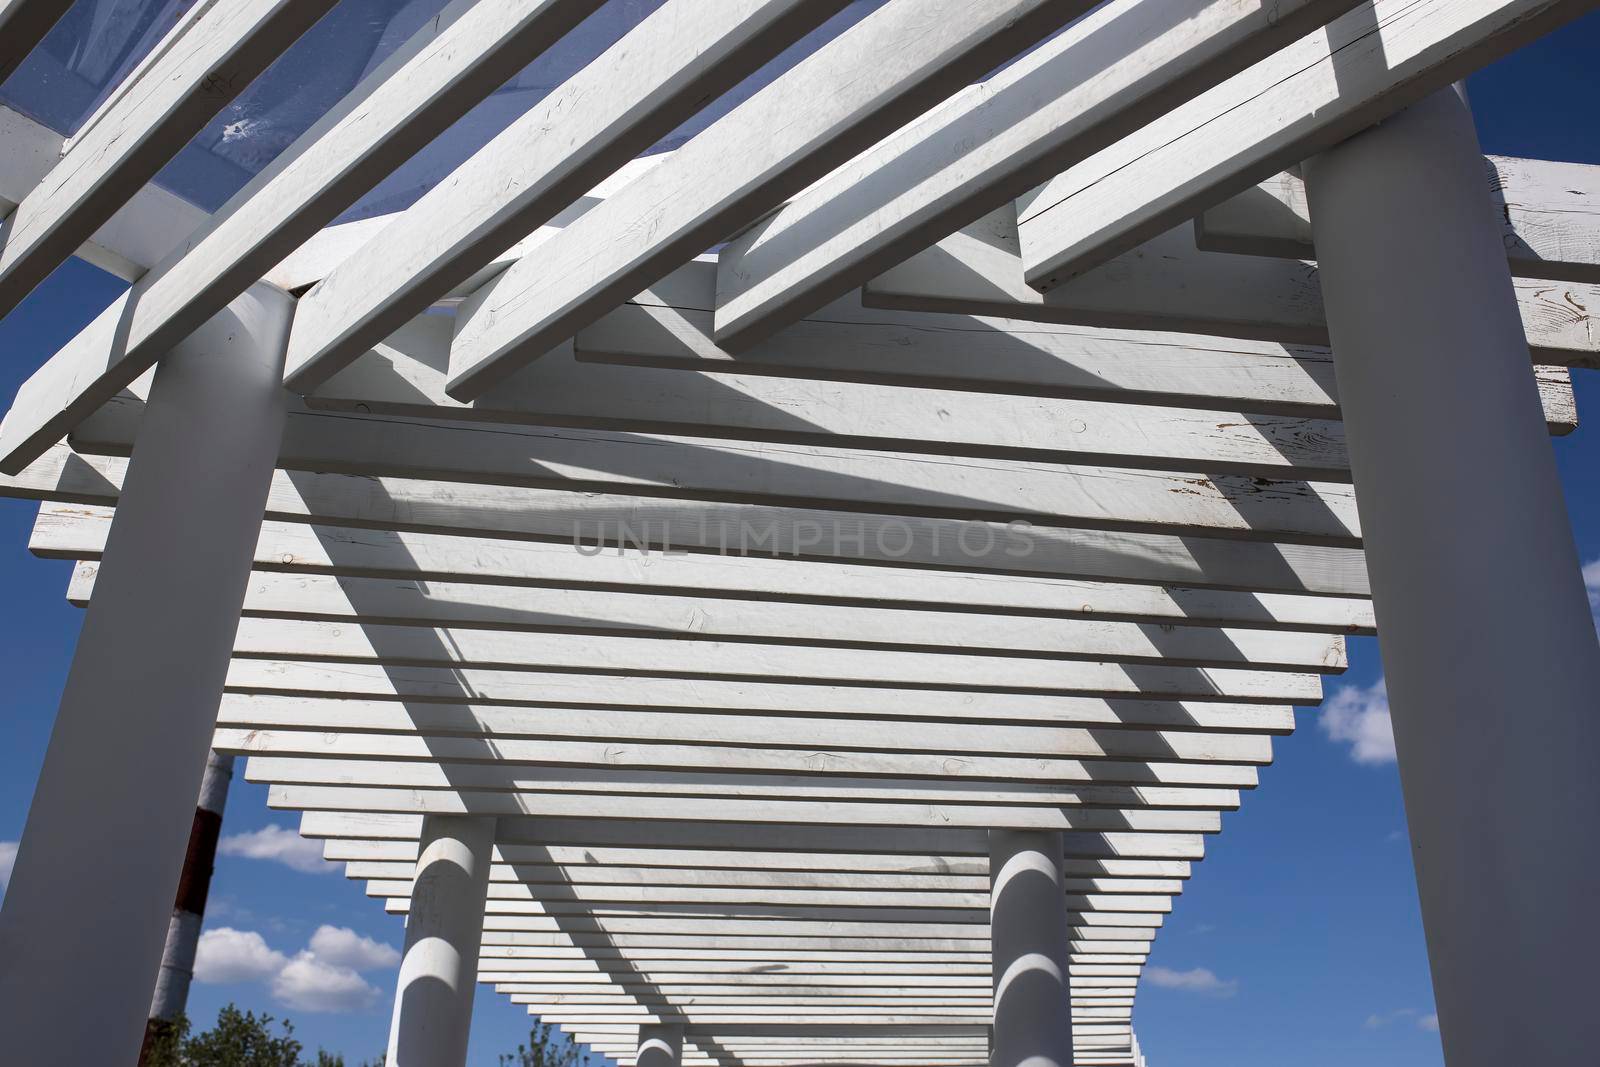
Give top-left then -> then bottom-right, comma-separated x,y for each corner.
443,0 -> 1090,398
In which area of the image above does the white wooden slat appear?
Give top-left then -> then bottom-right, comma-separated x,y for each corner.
267,783 -> 1223,832
217,658 -> 1291,737
297,811 -> 1207,860
466,944 -> 1149,960
342,862 -> 1183,894
0,105 -> 209,283
223,730 -> 1262,787
216,692 -> 1275,771
0,0 -> 71,85
870,202 -> 1600,366
245,756 -> 1243,809
7,446 -> 1374,595
36,504 -> 1376,635
1196,155 -> 1600,285
283,0 -> 844,392
215,703 -> 1275,777
0,0 -> 605,476
323,840 -> 1190,879
265,154 -> 671,296
310,319 -> 1363,481
0,0 -> 336,314
71,563 -> 1349,671
69,395 -> 1366,546
573,260 -> 1580,432
223,617 -> 1323,699
1013,0 -> 1597,288
443,0 -> 1087,399
345,864 -> 1180,897
710,0 -> 1364,349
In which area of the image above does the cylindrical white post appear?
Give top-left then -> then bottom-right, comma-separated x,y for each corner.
386,814 -> 496,1067
637,1023 -> 684,1067
1306,87 -> 1600,1066
141,750 -> 237,1064
989,829 -> 1073,1067
0,286 -> 290,1066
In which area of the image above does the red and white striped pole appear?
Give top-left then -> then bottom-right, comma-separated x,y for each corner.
137,750 -> 236,1064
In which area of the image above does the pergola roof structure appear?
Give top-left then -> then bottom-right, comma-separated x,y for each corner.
0,1 -> 1596,1066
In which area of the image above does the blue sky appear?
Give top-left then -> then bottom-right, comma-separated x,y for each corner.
2,12 -> 1599,1065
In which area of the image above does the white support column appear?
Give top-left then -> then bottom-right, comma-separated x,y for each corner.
0,285 -> 290,1066
1306,87 -> 1600,1067
386,814 -> 496,1067
989,829 -> 1074,1067
636,1023 -> 684,1067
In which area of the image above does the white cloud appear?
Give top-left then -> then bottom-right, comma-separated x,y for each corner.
194,928 -> 289,984
194,925 -> 397,1014
218,825 -> 333,874
1420,1013 -> 1440,1032
0,841 -> 16,890
307,925 -> 401,971
1320,676 -> 1397,765
271,951 -> 381,1014
1144,965 -> 1237,997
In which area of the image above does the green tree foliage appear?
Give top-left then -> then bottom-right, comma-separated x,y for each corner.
143,1005 -> 382,1067
499,1020 -> 594,1067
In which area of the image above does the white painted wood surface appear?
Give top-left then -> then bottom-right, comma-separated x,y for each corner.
871,202 -> 1600,365
6,446 -> 1375,595
0,0 -> 335,314
284,0 -> 841,392
1012,0 -> 1597,287
1197,155 -> 1600,285
36,503 -> 1377,634
710,0 -> 1362,349
574,260 -> 1580,431
72,396 -> 1367,546
69,562 -> 1347,672
0,105 -> 209,283
444,0 -> 1084,398
0,0 -> 603,475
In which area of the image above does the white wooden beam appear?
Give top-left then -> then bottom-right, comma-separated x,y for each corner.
1012,0 -> 1597,287
302,314 -> 1375,481
0,105 -> 209,283
269,783 -> 1222,832
298,811 -> 1207,860
68,395 -> 1366,547
222,617 -> 1324,699
0,0 -> 604,475
444,0 -> 1087,398
358,877 -> 1178,914
1197,155 -> 1600,286
214,659 -> 1286,742
709,0 -> 1363,349
0,0 -> 336,314
283,0 -> 845,392
69,561 -> 1347,673
37,503 -> 1376,634
214,697 -> 1277,772
573,260 -> 1580,433
246,757 -> 1243,809
6,447 -> 1373,595
869,202 -> 1600,365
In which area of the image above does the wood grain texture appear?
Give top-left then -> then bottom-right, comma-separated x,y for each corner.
445,0 -> 1085,398
1196,155 -> 1600,287
710,0 -> 1363,349
1015,0 -> 1597,288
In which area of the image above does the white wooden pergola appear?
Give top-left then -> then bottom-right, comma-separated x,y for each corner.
0,2 -> 1597,1066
